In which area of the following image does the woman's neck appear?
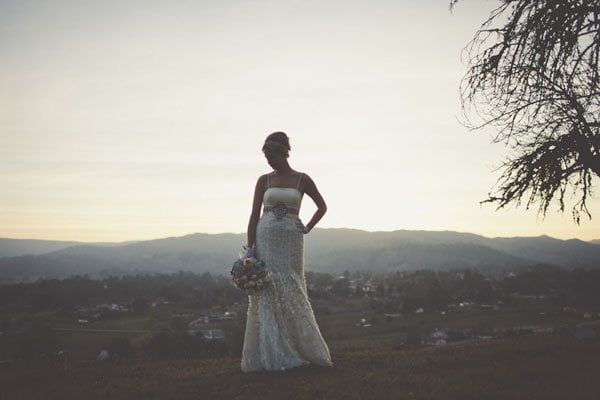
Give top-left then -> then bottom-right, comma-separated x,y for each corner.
273,162 -> 293,174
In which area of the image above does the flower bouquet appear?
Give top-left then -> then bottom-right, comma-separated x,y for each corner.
230,256 -> 269,294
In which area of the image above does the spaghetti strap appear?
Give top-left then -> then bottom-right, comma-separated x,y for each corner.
296,173 -> 303,190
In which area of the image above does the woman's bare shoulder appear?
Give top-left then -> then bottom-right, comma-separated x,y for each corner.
255,173 -> 269,189
299,171 -> 315,182
298,172 -> 317,191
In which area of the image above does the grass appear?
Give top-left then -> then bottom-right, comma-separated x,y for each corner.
3,299 -> 599,399
2,335 -> 599,400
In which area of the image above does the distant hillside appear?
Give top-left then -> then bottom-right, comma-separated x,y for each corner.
0,238 -> 133,258
591,239 -> 600,245
0,229 -> 599,283
0,233 -> 245,283
305,229 -> 599,273
0,238 -> 90,257
304,229 -> 526,274
486,236 -> 600,268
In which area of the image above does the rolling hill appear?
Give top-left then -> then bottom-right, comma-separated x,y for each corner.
0,229 -> 598,283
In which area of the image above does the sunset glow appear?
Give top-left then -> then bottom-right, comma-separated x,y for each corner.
1,0 -> 598,242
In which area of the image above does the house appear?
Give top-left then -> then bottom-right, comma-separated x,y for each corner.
423,329 -> 450,346
194,329 -> 225,340
384,313 -> 403,319
188,316 -> 210,326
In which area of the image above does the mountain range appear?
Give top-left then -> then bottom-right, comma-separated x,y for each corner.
0,229 -> 599,283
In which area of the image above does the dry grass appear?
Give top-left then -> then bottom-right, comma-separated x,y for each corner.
2,335 -> 599,400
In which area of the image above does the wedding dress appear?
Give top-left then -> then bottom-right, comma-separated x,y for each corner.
241,173 -> 332,372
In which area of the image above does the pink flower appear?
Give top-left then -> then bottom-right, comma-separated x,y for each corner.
239,276 -> 248,283
243,258 -> 253,268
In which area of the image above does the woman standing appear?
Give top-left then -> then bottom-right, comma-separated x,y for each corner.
241,131 -> 333,372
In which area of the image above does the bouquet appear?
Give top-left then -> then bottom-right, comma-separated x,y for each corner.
230,256 -> 269,294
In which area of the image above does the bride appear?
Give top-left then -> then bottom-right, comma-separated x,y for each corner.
241,131 -> 333,372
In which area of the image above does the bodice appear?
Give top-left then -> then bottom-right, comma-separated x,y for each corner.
262,187 -> 302,209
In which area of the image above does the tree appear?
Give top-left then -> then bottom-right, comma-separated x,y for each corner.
452,0 -> 600,222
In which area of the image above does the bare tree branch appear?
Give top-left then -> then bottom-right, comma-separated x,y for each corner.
452,0 -> 600,223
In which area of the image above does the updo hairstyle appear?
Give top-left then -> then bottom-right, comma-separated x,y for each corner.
262,131 -> 291,158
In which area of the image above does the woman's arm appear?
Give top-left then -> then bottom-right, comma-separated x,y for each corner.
301,174 -> 327,233
246,175 -> 266,249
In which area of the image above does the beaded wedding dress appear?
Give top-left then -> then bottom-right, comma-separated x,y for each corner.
241,174 -> 332,372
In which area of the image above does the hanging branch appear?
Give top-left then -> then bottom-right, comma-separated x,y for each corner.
452,0 -> 600,222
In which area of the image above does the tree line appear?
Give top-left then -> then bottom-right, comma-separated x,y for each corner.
0,271 -> 246,316
1,267 -> 599,364
1,267 -> 600,318
307,266 -> 600,314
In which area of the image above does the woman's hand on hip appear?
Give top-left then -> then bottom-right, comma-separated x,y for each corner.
296,218 -> 310,234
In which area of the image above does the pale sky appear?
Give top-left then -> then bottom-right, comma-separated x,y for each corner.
1,0 -> 598,242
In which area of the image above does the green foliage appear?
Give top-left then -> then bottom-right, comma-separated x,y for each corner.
2,267 -> 600,365
3,267 -> 600,321
0,271 -> 246,313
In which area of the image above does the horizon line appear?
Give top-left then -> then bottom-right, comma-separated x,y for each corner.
1,227 -> 598,244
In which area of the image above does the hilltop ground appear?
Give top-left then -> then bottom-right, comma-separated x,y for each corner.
2,270 -> 600,400
2,335 -> 600,400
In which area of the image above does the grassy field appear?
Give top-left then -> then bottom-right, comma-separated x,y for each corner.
20,300 -> 574,363
2,335 -> 599,400
3,267 -> 599,399
2,298 -> 600,399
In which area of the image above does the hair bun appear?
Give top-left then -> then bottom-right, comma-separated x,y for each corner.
263,131 -> 291,157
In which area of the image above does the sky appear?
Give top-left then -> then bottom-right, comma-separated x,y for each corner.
1,0 -> 598,243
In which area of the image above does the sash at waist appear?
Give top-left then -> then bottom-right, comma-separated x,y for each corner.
263,204 -> 298,219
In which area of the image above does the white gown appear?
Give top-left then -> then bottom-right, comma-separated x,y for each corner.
241,175 -> 332,372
